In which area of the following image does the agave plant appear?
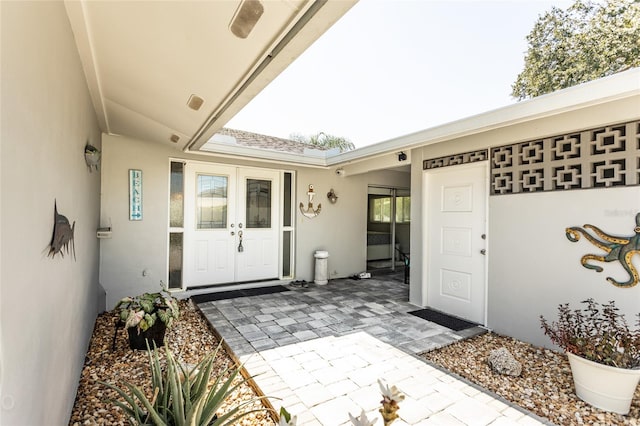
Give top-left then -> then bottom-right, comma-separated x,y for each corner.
100,342 -> 269,425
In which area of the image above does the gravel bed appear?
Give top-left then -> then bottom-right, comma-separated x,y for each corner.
72,303 -> 639,426
421,333 -> 640,426
70,300 -> 276,425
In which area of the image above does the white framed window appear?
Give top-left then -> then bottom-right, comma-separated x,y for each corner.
369,196 -> 410,223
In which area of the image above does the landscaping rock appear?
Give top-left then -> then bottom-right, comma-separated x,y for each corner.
487,347 -> 522,376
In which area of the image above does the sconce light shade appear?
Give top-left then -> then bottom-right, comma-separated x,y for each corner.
327,188 -> 338,204
398,151 -> 407,162
84,143 -> 101,172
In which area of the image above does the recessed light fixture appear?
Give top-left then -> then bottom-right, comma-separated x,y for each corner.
187,94 -> 204,111
230,0 -> 264,39
170,134 -> 180,143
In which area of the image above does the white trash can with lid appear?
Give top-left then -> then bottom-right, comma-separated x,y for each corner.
314,251 -> 329,285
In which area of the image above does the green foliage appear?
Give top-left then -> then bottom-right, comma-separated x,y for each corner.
101,342 -> 269,425
512,0 -> 640,99
540,298 -> 640,368
115,284 -> 180,332
290,131 -> 355,152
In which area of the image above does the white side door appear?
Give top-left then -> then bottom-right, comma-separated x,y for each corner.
426,162 -> 487,324
236,168 -> 280,282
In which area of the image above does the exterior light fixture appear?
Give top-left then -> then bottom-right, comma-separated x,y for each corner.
170,134 -> 180,143
187,94 -> 204,111
229,0 -> 264,39
327,188 -> 338,204
398,151 -> 407,161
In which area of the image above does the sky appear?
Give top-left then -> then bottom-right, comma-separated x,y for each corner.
226,0 -> 574,148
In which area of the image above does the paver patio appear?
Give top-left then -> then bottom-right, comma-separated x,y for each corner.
195,274 -> 553,426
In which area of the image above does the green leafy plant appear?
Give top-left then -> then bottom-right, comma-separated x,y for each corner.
540,298 -> 640,369
115,284 -> 180,333
101,342 -> 269,425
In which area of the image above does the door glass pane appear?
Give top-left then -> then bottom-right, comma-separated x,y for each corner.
168,232 -> 183,289
282,230 -> 291,277
283,172 -> 292,227
246,179 -> 271,228
197,174 -> 227,229
170,162 -> 184,227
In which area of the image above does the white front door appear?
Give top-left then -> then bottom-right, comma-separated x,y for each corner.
425,162 -> 487,324
183,163 -> 280,287
236,168 -> 280,282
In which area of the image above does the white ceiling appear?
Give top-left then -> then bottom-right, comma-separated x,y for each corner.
64,0 -> 355,151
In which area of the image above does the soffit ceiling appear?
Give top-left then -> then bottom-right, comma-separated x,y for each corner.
64,0 -> 355,151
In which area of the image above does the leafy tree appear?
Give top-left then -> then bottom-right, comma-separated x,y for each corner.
290,131 -> 355,152
512,0 -> 640,100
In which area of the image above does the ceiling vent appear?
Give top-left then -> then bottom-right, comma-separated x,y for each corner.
229,0 -> 264,39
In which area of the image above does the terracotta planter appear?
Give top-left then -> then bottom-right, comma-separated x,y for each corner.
567,352 -> 640,415
127,321 -> 167,350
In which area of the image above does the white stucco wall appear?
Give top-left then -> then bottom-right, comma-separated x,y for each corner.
100,134 -> 410,307
294,168 -> 410,282
410,93 -> 640,346
489,187 -> 640,348
1,2 -> 102,424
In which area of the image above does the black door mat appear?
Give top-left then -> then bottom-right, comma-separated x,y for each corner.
191,285 -> 290,304
408,308 -> 479,331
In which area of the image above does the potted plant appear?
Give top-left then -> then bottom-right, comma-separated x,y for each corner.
115,284 -> 180,350
540,298 -> 640,414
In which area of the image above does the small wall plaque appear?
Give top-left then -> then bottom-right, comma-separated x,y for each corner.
129,169 -> 142,221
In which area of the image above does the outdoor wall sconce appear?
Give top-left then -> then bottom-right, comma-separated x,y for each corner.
300,184 -> 321,218
327,188 -> 338,204
397,151 -> 407,162
84,143 -> 101,172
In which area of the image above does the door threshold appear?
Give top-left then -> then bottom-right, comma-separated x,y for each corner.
176,279 -> 286,299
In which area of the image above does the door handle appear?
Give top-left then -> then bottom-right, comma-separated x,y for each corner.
237,230 -> 243,252
480,249 -> 486,255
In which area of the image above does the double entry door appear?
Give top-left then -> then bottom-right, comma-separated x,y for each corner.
183,163 -> 280,287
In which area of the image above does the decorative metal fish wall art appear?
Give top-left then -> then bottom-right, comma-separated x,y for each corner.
48,200 -> 76,261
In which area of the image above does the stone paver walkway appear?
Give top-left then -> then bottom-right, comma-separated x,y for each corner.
195,276 -> 553,426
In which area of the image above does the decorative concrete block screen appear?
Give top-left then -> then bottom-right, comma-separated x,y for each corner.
423,149 -> 488,170
423,121 -> 639,195
489,121 -> 640,195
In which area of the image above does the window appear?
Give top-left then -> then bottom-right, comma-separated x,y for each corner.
396,196 -> 410,223
196,174 -> 228,229
370,196 -> 410,223
169,161 -> 185,289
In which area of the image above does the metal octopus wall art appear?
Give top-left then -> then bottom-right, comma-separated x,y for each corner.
565,212 -> 640,288
48,200 -> 76,260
